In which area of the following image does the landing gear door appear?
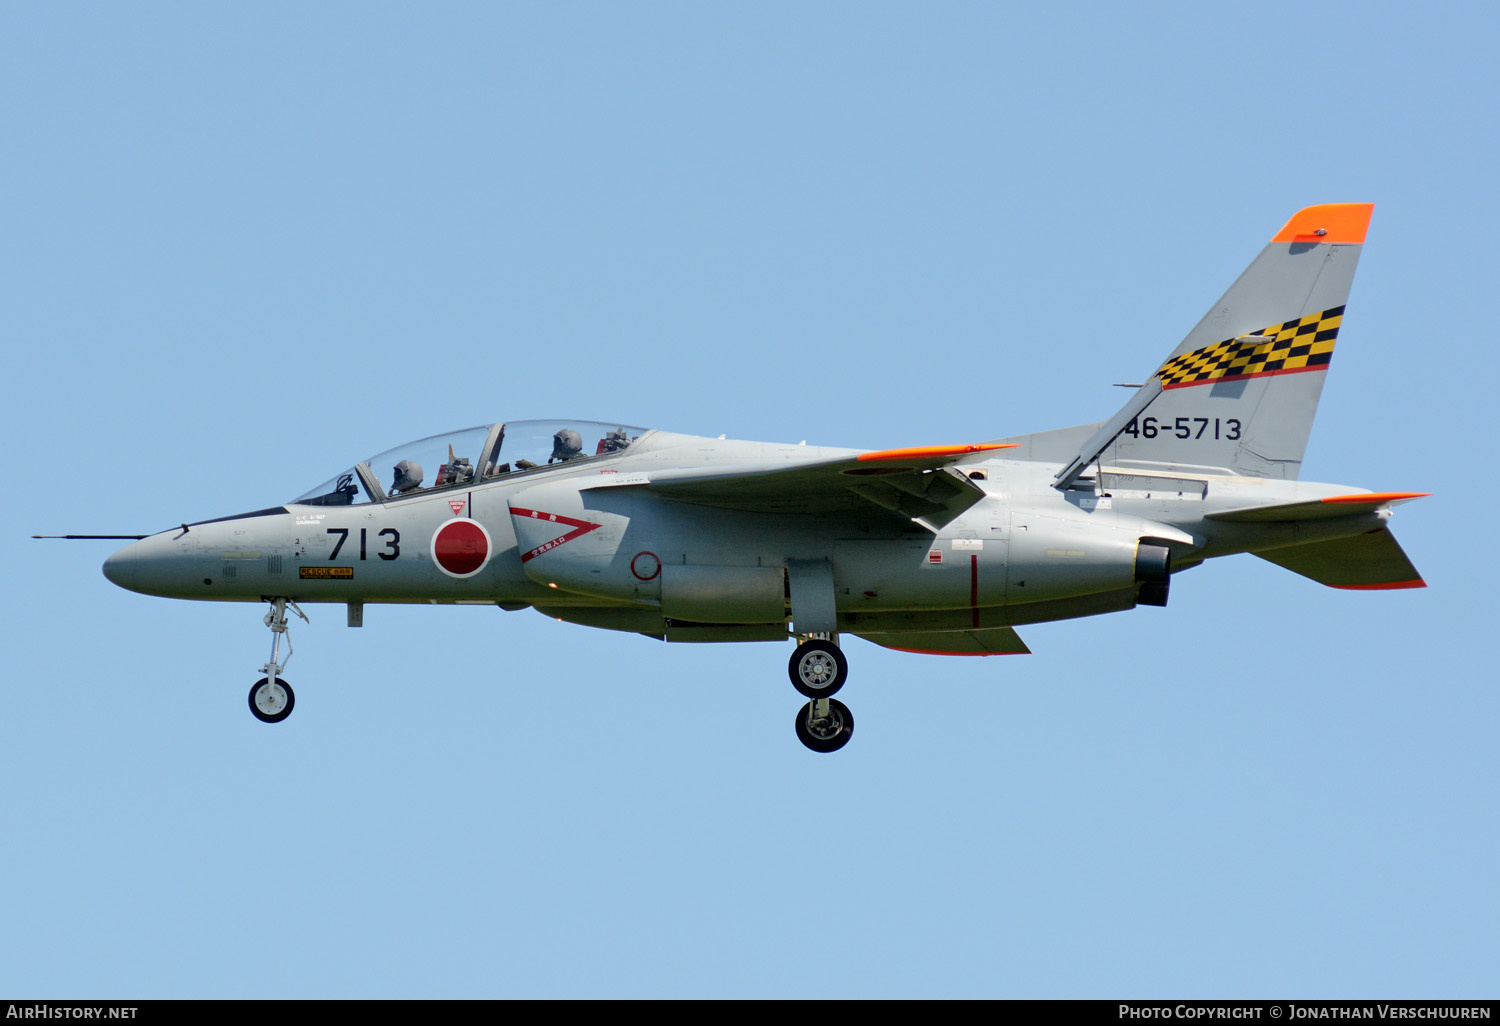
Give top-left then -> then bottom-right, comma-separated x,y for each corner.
786,558 -> 837,636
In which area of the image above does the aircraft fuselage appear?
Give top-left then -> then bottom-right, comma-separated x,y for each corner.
102,429 -> 1388,639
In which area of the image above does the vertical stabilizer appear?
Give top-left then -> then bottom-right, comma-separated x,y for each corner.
1054,203 -> 1372,485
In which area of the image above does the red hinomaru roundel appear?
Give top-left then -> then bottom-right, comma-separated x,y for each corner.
431,519 -> 491,578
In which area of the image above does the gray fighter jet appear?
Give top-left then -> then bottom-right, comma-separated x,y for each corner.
73,203 -> 1426,752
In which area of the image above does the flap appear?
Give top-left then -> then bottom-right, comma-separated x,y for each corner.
583,444 -> 1013,529
855,627 -> 1031,656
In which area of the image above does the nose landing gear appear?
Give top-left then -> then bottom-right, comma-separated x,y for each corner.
249,677 -> 294,723
249,598 -> 307,724
789,635 -> 854,752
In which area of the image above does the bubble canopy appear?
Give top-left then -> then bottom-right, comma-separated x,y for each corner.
293,420 -> 648,506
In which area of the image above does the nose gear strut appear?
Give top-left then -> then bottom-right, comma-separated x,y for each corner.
249,598 -> 308,724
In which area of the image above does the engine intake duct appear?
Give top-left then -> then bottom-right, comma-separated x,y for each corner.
1134,543 -> 1171,607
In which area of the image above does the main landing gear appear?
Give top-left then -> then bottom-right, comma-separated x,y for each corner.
249,598 -> 307,724
789,635 -> 854,753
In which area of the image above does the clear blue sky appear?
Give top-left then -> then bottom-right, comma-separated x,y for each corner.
3,2 -> 1493,998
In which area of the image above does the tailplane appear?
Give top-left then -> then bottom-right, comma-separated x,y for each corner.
1051,203 -> 1374,485
1254,527 -> 1426,590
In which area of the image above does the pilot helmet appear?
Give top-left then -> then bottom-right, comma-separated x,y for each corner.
551,429 -> 583,461
392,459 -> 423,493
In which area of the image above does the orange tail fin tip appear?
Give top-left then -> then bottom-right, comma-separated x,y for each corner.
1272,203 -> 1373,244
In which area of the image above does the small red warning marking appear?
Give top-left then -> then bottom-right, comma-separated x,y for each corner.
631,551 -> 661,581
431,519 -> 490,578
448,499 -> 467,515
510,507 -> 603,563
928,549 -> 943,564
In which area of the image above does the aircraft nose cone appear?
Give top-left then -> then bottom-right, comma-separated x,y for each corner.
103,533 -> 198,596
102,541 -> 148,593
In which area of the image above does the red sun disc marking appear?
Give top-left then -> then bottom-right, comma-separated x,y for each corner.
433,519 -> 490,577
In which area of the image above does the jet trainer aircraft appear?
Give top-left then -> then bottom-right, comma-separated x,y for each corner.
70,203 -> 1426,752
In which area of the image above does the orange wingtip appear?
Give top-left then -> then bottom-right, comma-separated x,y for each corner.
1331,579 -> 1428,590
857,443 -> 1018,462
1321,492 -> 1431,505
1272,203 -> 1373,244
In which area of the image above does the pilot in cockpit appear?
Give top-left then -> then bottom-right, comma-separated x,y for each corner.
391,459 -> 424,494
549,428 -> 585,464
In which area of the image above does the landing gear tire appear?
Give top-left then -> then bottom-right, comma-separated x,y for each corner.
249,677 -> 295,723
789,639 -> 848,698
795,698 -> 854,754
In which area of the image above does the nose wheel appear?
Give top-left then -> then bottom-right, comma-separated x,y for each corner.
250,598 -> 307,724
249,677 -> 295,723
789,636 -> 854,752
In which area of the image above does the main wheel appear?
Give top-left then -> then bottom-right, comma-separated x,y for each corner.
249,677 -> 295,723
788,639 -> 848,698
795,698 -> 854,753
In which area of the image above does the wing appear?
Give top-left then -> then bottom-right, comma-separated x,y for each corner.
585,444 -> 1014,528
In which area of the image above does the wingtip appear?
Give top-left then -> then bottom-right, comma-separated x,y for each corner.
1272,203 -> 1374,244
1320,491 -> 1431,506
857,443 -> 1019,463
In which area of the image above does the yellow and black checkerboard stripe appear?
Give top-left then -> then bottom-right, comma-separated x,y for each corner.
1156,305 -> 1344,389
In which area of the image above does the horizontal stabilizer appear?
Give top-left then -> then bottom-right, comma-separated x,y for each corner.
855,627 -> 1031,656
1254,528 -> 1425,590
1207,492 -> 1429,523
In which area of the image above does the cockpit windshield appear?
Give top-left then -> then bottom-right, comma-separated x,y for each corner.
293,421 -> 648,506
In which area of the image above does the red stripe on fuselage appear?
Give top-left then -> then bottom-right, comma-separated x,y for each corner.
970,554 -> 979,629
